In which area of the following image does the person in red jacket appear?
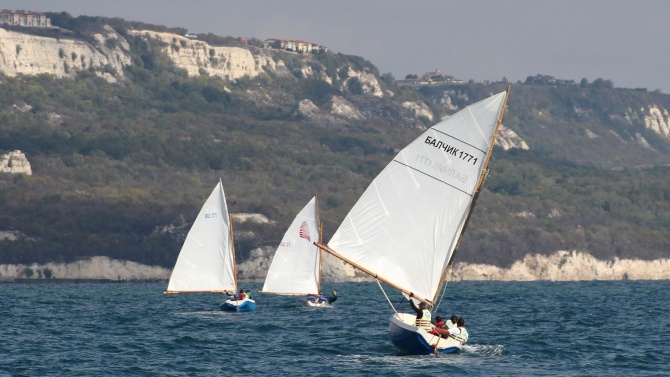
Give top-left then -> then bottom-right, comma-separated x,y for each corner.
430,316 -> 445,336
226,288 -> 246,300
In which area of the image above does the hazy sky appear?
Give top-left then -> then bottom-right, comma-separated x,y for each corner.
5,0 -> 670,93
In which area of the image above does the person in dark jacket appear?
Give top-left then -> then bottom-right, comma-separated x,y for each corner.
409,296 -> 432,332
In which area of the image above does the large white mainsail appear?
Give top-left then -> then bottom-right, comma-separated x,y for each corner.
165,180 -> 237,293
322,90 -> 508,304
261,196 -> 321,295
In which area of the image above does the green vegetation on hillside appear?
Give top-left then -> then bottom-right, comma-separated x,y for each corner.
461,150 -> 670,266
1,15 -> 670,269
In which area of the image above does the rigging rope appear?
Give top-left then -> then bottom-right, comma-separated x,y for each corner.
377,280 -> 397,314
434,278 -> 449,313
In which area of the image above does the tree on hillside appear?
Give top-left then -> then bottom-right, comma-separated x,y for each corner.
592,78 -> 614,89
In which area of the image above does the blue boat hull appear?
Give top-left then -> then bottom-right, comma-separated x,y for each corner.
388,313 -> 462,355
220,298 -> 256,312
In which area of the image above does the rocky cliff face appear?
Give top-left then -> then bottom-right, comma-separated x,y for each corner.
0,256 -> 170,281
129,30 -> 288,81
496,125 -> 530,150
1,25 -> 386,105
129,30 -> 384,97
0,27 -> 131,82
643,105 -> 670,138
0,150 -> 32,174
450,250 -> 670,281
621,104 -> 670,144
1,250 -> 667,282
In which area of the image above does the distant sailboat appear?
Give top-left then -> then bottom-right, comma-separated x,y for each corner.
164,180 -> 256,312
260,195 -> 335,307
316,88 -> 509,354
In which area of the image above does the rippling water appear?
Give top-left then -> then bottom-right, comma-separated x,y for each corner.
1,280 -> 668,376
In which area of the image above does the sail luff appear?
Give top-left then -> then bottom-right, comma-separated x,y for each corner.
229,213 -> 238,292
482,85 -> 510,171
257,290 -> 319,296
220,183 -> 237,292
316,194 -> 322,293
432,88 -> 510,303
164,290 -> 234,294
446,87 -> 510,269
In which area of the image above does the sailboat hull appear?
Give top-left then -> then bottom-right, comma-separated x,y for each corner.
220,298 -> 256,312
388,313 -> 462,355
305,300 -> 330,308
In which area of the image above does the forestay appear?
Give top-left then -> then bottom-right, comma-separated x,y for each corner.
327,91 -> 508,303
166,181 -> 237,293
261,196 -> 321,295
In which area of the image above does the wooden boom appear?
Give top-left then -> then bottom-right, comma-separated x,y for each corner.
314,242 -> 433,306
163,290 -> 234,294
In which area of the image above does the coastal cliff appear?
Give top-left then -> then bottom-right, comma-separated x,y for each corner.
1,250 -> 667,282
0,27 -> 131,82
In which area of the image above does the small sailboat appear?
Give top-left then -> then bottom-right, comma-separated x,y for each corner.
316,89 -> 509,354
164,180 -> 256,312
260,196 -> 335,307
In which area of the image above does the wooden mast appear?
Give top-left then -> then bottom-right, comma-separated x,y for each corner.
315,194 -> 322,293
226,178 -> 238,294
165,289 -> 233,294
230,212 -> 238,293
431,86 -> 510,304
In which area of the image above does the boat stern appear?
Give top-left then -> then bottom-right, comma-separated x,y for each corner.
220,298 -> 256,312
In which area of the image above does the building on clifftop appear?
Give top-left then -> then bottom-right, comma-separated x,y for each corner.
0,10 -> 51,27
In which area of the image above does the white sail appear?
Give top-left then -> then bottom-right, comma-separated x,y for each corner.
327,91 -> 508,303
166,181 -> 237,293
261,196 -> 320,295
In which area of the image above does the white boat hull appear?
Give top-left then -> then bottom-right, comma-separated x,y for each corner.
306,300 -> 330,307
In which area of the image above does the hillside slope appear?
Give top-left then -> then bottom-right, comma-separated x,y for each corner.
1,15 -> 669,279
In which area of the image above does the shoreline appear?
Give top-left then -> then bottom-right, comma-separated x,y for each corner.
0,277 -> 166,284
1,250 -> 669,283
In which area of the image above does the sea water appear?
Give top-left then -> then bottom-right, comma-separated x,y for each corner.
0,280 -> 668,376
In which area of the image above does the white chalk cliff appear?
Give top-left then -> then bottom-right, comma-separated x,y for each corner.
495,125 -> 530,150
450,250 -> 670,281
0,27 -> 131,82
643,105 -> 670,137
128,30 -> 384,96
1,250 -> 667,282
0,150 -> 32,175
402,101 -> 434,121
624,105 -> 670,140
129,30 -> 287,81
0,26 -> 383,95
0,256 -> 170,281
